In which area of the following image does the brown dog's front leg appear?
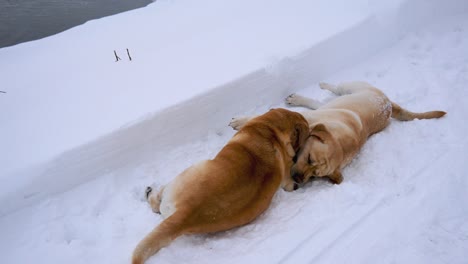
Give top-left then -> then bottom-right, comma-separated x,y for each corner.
282,178 -> 299,192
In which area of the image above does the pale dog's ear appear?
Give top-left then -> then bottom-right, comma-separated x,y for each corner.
309,123 -> 330,143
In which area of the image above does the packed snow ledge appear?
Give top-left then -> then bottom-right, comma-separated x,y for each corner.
1,0 -> 468,263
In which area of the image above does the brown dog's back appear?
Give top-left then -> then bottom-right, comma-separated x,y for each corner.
132,108 -> 308,264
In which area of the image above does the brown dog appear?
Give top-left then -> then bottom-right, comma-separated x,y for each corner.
230,81 -> 446,186
132,108 -> 309,264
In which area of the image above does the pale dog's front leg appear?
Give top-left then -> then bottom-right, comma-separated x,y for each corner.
229,116 -> 256,130
286,94 -> 323,110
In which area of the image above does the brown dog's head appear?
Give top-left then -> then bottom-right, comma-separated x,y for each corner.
252,108 -> 309,158
265,108 -> 309,154
291,123 -> 343,185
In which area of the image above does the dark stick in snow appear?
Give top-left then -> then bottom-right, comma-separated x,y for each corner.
127,48 -> 132,61
114,50 -> 121,62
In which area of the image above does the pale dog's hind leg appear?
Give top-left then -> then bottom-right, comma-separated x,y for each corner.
319,81 -> 373,96
319,82 -> 348,95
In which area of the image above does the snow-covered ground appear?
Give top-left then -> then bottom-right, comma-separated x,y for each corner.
1,0 -> 468,263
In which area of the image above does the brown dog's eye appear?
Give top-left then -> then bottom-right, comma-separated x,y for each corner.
308,154 -> 313,165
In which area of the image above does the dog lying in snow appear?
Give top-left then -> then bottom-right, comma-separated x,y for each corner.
229,81 -> 446,186
132,108 -> 309,264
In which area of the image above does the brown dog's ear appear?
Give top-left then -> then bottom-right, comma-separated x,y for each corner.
291,122 -> 309,152
310,123 -> 330,143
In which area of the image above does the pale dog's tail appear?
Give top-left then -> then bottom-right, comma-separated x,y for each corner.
391,102 -> 446,121
319,82 -> 447,121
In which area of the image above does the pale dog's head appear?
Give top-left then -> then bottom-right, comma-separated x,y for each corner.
291,123 -> 343,185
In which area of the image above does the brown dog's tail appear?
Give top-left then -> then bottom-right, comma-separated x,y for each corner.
391,102 -> 446,121
132,213 -> 185,264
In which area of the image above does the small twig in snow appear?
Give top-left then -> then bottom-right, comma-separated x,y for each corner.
114,50 -> 121,62
0,91 -> 6,94
127,48 -> 132,61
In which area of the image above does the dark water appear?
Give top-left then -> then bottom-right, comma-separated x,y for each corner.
0,0 -> 152,48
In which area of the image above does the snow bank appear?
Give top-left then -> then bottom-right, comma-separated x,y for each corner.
0,0 -> 467,216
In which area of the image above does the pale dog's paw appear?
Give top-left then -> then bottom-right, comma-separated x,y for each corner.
319,82 -> 334,91
229,117 -> 248,130
285,93 -> 300,106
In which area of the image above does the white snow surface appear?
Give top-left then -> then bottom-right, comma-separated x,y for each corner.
1,0 -> 468,263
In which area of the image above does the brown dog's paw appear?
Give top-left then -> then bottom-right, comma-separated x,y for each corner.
147,186 -> 163,214
145,186 -> 153,199
282,181 -> 300,192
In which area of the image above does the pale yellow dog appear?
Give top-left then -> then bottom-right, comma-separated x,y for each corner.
132,108 -> 309,264
230,81 -> 446,186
